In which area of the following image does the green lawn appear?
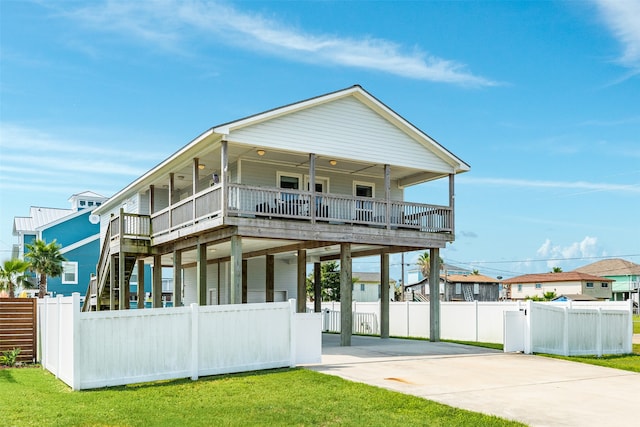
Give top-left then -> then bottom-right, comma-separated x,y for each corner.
1,367 -> 523,427
634,315 -> 640,334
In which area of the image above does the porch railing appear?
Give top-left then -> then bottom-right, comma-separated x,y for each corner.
148,183 -> 452,237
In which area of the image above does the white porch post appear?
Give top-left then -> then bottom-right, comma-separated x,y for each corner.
384,164 -> 391,229
221,140 -> 228,217
309,153 -> 316,223
449,173 -> 455,234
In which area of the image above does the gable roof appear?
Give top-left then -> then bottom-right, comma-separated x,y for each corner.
214,85 -> 470,173
574,258 -> 640,276
445,274 -> 501,284
13,207 -> 73,234
502,272 -> 614,284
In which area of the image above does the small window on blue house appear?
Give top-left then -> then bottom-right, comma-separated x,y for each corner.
79,200 -> 86,207
62,262 -> 78,284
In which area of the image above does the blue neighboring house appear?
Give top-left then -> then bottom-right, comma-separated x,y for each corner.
12,191 -> 151,300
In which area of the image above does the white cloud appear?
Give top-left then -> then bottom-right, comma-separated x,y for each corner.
536,236 -> 600,269
457,176 -> 640,194
65,0 -> 496,87
592,0 -> 640,71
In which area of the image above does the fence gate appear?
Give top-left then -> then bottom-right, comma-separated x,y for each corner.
503,310 -> 526,353
0,298 -> 37,363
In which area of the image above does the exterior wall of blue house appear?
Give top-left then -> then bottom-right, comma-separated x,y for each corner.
41,210 -> 97,249
46,239 -> 100,296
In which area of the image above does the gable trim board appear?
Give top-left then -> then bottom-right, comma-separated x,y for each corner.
59,234 -> 100,255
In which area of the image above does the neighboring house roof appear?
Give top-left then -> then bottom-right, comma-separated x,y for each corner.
552,294 -> 599,302
574,259 -> 640,276
406,273 -> 500,288
69,190 -> 106,200
353,272 -> 397,284
445,274 -> 501,284
13,207 -> 73,234
502,272 -> 614,284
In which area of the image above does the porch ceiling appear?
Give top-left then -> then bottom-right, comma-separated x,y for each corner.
149,141 -> 447,194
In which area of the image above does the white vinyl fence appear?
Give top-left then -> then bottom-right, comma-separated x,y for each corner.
313,301 -> 522,343
39,294 -> 321,390
517,300 -> 633,356
312,300 -> 634,356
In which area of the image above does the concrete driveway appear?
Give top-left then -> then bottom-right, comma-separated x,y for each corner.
306,334 -> 640,427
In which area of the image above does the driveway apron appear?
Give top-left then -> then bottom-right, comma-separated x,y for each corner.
306,334 -> 640,427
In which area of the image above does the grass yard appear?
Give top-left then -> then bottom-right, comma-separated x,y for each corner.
541,344 -> 640,373
0,367 -> 523,427
634,315 -> 639,334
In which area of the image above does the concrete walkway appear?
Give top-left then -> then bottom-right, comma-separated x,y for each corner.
306,334 -> 640,427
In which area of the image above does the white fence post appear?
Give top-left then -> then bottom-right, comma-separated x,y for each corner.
628,299 -> 634,354
596,307 -> 603,358
406,301 -> 410,337
40,298 -> 48,369
563,306 -> 569,356
474,300 -> 479,342
524,300 -> 532,354
289,299 -> 296,368
190,303 -> 199,381
71,293 -> 81,391
56,295 -> 63,379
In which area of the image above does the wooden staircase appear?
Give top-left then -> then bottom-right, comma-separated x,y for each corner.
82,220 -> 140,312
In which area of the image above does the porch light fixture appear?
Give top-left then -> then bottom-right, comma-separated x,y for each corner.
257,149 -> 265,156
329,159 -> 337,166
198,163 -> 206,170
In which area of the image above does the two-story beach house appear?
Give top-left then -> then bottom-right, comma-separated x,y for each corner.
87,85 -> 470,345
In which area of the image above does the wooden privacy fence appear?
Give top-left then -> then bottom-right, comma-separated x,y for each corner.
0,298 -> 37,363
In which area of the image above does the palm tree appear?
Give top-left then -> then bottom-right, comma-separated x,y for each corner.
551,266 -> 563,273
24,239 -> 66,298
0,258 -> 33,298
416,251 -> 444,279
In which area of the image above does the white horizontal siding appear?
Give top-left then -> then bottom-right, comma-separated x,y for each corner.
229,97 -> 452,172
239,159 -> 403,200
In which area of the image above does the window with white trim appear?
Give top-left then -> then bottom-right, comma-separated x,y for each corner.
601,282 -> 608,288
586,282 -> 594,288
535,283 -> 542,289
62,262 -> 78,284
353,181 -> 374,221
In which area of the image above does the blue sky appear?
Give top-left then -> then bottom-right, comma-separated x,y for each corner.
1,0 -> 638,281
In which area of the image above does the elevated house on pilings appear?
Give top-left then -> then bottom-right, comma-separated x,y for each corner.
84,85 -> 470,345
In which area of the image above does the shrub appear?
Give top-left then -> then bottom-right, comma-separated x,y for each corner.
0,348 -> 21,367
